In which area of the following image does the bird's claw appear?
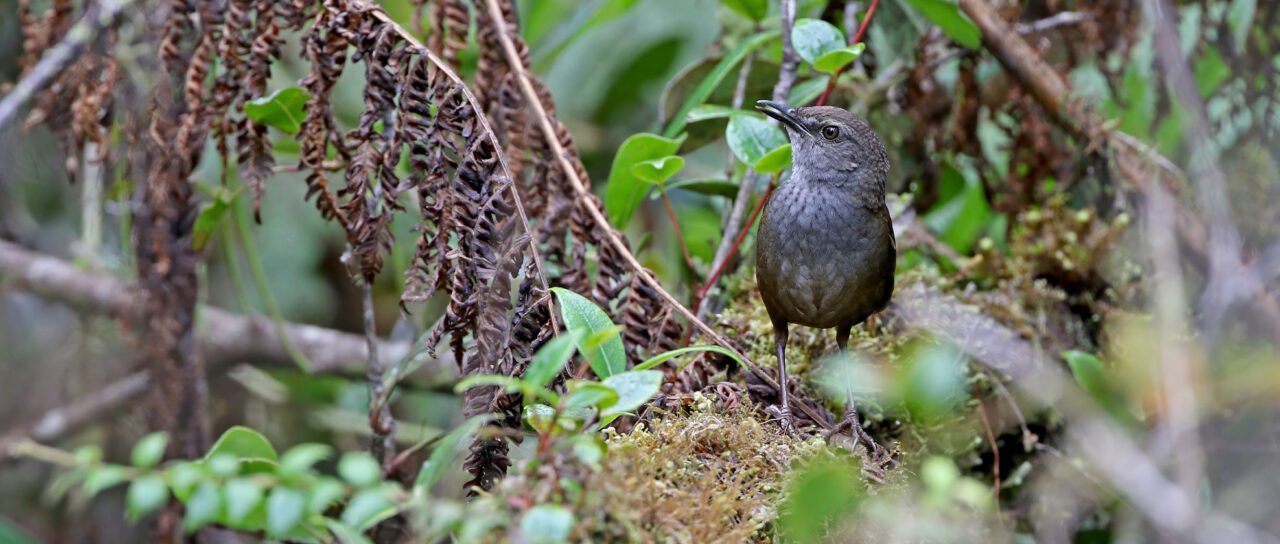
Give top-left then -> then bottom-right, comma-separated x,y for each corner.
765,404 -> 799,437
825,411 -> 892,483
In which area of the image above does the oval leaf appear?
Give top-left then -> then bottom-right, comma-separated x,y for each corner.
902,0 -> 982,49
340,490 -> 396,531
753,143 -> 793,174
204,426 -> 278,462
338,452 -> 382,488
244,87 -> 311,134
727,113 -> 787,167
223,479 -> 265,524
525,333 -> 582,390
183,483 -> 222,533
520,505 -> 575,544
551,288 -> 626,378
604,133 -> 686,228
126,475 -> 169,522
813,43 -> 866,74
601,370 -> 664,417
792,19 -> 848,67
279,443 -> 333,476
630,156 -> 685,185
265,487 -> 306,537
131,432 -> 168,469
523,404 -> 557,435
563,382 -> 620,411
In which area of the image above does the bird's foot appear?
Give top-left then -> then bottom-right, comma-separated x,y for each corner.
765,404 -> 799,438
824,410 -> 892,483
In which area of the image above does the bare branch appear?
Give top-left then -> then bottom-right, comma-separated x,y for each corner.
0,371 -> 148,460
0,239 -> 413,373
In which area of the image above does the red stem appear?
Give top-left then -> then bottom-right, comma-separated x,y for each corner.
815,0 -> 880,106
660,187 -> 699,281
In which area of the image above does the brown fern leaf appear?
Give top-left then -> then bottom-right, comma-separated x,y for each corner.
430,0 -> 470,67
297,13 -> 350,228
340,28 -> 404,280
473,0 -> 520,113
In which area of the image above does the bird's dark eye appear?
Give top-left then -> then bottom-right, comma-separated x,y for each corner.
821,125 -> 839,140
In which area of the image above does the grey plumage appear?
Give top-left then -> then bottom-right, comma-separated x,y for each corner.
753,100 -> 894,467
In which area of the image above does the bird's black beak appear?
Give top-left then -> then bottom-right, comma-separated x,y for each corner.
755,100 -> 810,137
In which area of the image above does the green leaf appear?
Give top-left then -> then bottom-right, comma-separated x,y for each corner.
455,374 -> 528,394
662,178 -> 740,198
813,43 -> 866,74
131,432 -> 168,469
243,87 -> 311,134
83,466 -> 129,496
223,479 -> 264,524
183,482 -> 222,532
415,415 -> 492,492
563,382 -> 620,411
265,487 -> 306,537
307,478 -> 346,515
279,443 -> 333,476
604,133 -> 686,227
1063,350 -> 1140,427
901,0 -> 982,49
524,404 -> 557,435
167,462 -> 204,502
663,30 -> 779,138
525,333 -> 581,390
341,490 -> 396,531
899,342 -> 967,422
633,345 -> 743,372
338,452 -> 382,488
721,0 -> 767,21
1193,45 -> 1230,98
792,19 -> 848,67
551,288 -> 627,378
779,458 -> 864,543
520,505 -> 575,544
126,475 -> 169,522
753,143 -> 792,174
192,188 -> 238,251
570,435 -> 605,469
726,113 -> 787,167
326,519 -> 376,544
631,156 -> 685,185
685,104 -> 736,124
921,160 -> 991,253
600,370 -> 663,417
204,426 -> 279,462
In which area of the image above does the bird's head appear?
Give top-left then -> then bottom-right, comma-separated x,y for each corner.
755,100 -> 888,192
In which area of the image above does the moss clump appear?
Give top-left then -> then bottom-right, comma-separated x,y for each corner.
579,400 -> 829,542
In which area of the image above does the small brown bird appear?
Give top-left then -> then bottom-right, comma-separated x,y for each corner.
754,100 -> 895,455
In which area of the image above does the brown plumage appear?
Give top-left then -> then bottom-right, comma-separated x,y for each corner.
754,100 -> 895,461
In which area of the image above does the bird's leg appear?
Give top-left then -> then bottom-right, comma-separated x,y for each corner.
764,322 -> 797,436
826,326 -> 891,479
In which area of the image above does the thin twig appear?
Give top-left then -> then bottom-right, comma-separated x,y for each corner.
815,0 -> 880,106
363,283 -> 395,464
0,371 -> 148,459
0,0 -> 132,132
